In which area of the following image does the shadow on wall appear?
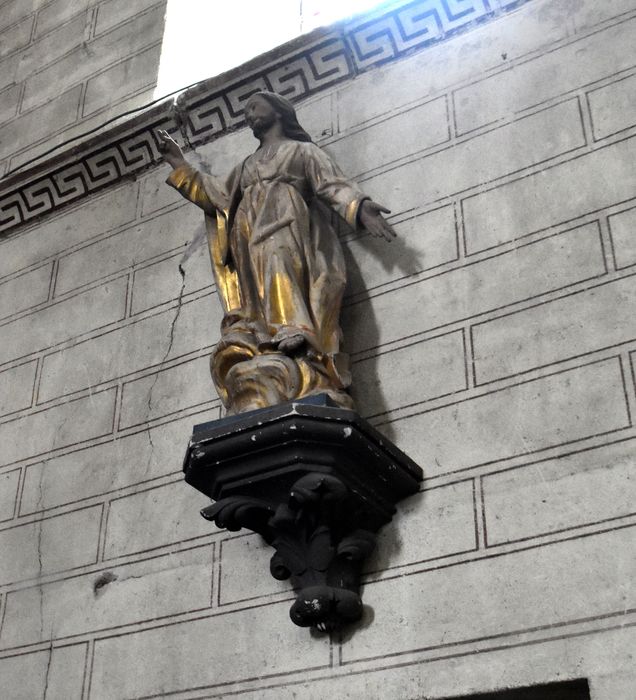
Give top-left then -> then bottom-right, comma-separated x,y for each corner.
343,218 -> 424,441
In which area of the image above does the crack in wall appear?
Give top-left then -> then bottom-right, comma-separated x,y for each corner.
143,263 -> 187,474
42,639 -> 53,700
34,409 -> 71,698
35,513 -> 49,700
36,466 -> 47,685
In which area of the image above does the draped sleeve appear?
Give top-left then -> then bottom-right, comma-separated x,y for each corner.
166,163 -> 242,314
166,163 -> 234,214
301,143 -> 367,229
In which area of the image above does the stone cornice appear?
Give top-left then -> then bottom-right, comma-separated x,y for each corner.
0,0 -> 529,236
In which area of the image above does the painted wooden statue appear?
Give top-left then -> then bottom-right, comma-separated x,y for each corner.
158,91 -> 395,414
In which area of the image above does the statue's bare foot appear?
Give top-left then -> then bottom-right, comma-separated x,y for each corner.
277,334 -> 306,354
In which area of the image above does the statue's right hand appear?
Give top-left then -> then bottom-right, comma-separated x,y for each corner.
156,129 -> 186,168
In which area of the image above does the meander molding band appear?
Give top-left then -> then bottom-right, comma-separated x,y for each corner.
0,1 -> 533,235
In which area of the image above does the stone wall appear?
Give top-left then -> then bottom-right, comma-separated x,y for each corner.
0,0 -> 635,698
0,0 -> 166,176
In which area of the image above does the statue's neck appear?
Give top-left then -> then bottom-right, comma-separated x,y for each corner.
258,122 -> 286,148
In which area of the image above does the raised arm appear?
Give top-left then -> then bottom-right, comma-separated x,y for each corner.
156,130 -> 230,215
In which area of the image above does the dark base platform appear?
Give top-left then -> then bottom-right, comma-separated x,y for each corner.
183,395 -> 423,632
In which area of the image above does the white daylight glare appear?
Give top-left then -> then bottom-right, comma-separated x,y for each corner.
155,0 -> 387,99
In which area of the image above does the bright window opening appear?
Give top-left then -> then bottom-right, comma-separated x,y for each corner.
155,0 -> 386,99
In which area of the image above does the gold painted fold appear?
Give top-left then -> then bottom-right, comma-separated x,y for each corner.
166,164 -> 240,313
207,210 -> 241,313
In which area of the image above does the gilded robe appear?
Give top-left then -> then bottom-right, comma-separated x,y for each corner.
167,139 -> 367,412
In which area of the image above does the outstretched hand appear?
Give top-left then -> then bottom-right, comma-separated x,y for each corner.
358,200 -> 397,241
156,129 -> 187,169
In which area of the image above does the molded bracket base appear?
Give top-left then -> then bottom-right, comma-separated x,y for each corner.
183,396 -> 423,631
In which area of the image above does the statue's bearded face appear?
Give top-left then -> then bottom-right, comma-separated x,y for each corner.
245,95 -> 279,138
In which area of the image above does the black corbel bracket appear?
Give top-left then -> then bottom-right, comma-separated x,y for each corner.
183,396 -> 423,632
